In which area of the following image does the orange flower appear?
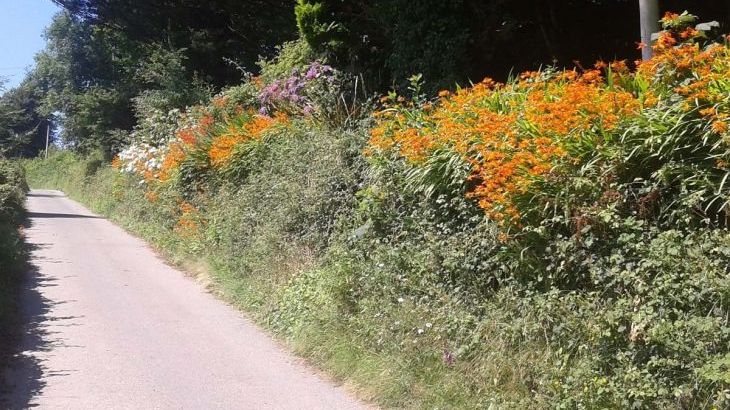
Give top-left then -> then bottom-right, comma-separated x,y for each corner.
712,121 -> 729,134
159,142 -> 186,181
144,191 -> 159,203
610,60 -> 629,74
209,134 -> 242,167
199,114 -> 215,131
175,201 -> 201,237
212,95 -> 229,109
368,66 -> 639,224
176,127 -> 197,145
208,110 -> 288,168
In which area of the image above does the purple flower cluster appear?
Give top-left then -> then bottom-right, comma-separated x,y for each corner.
304,62 -> 333,80
258,62 -> 334,115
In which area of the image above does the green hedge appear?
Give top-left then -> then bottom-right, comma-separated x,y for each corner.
0,159 -> 27,274
0,159 -> 27,371
20,16 -> 730,407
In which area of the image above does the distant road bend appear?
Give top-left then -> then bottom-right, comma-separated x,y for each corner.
2,189 -> 368,409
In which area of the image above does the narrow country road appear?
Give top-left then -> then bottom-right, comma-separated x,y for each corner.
2,190 -> 368,409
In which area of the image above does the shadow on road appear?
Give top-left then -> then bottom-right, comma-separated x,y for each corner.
0,236 -> 82,408
27,212 -> 101,220
26,193 -> 64,199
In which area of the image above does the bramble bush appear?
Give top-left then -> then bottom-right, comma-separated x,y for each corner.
26,12 -> 730,408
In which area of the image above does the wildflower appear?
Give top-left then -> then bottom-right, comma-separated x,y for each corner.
443,349 -> 455,366
212,95 -> 229,109
175,201 -> 202,238
712,121 -> 729,134
144,191 -> 159,203
700,107 -> 717,117
258,61 -> 334,115
610,60 -> 629,74
368,62 -> 639,224
208,110 -> 288,168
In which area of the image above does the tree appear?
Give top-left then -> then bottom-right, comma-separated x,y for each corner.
0,77 -> 52,158
50,0 -> 297,86
32,12 -> 141,155
29,2 -> 297,156
295,0 -> 647,91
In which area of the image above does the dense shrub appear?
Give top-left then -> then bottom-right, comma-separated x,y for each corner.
26,13 -> 730,408
0,159 -> 27,370
357,12 -> 730,407
0,160 -> 27,272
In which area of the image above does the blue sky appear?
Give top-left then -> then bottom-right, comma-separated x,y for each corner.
0,0 -> 60,90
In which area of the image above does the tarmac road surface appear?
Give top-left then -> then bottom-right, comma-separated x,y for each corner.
2,189 -> 368,410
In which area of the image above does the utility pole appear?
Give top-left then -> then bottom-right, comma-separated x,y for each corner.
639,0 -> 660,60
45,123 -> 50,159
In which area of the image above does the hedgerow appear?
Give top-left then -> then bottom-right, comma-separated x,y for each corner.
0,159 -> 27,373
0,160 -> 26,272
25,12 -> 730,408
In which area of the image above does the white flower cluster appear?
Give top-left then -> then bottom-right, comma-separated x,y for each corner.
117,143 -> 167,180
130,108 -> 182,146
117,108 -> 185,182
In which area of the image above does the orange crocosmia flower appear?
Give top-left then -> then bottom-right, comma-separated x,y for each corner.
159,142 -> 186,181
700,107 -> 717,117
144,191 -> 159,203
610,60 -> 629,74
244,115 -> 275,137
179,201 -> 196,215
176,127 -> 197,146
368,64 -> 640,224
679,28 -> 699,40
712,121 -> 729,134
199,114 -> 215,131
661,12 -> 680,24
175,202 -> 201,237
251,76 -> 264,89
209,134 -> 243,168
369,25 -> 730,224
212,95 -> 229,109
208,111 -> 289,168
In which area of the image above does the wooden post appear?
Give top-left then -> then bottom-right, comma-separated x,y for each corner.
639,0 -> 660,60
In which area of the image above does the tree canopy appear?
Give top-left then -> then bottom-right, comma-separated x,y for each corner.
1,0 -> 729,156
